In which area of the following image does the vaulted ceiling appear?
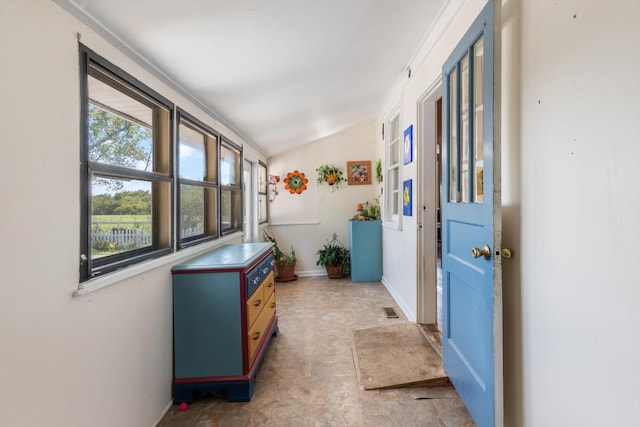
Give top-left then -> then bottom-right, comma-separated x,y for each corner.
55,0 -> 448,156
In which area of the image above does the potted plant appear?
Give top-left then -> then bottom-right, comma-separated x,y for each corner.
352,199 -> 380,221
263,231 -> 297,281
375,159 -> 383,183
316,233 -> 350,278
316,164 -> 346,190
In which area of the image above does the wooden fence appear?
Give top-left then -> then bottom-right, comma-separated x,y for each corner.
92,227 -> 152,249
91,222 -> 202,249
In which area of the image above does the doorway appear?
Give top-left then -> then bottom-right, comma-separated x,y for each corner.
417,82 -> 443,355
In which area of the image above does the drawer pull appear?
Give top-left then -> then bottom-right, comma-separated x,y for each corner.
254,299 -> 262,307
252,331 -> 261,340
267,281 -> 274,288
270,302 -> 276,308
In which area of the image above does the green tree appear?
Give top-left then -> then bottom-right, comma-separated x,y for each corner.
92,193 -> 119,215
88,104 -> 152,191
92,190 -> 151,216
180,186 -> 204,231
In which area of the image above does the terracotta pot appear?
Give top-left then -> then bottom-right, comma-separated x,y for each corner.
276,261 -> 297,281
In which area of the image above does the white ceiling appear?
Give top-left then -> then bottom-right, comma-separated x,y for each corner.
55,0 -> 448,156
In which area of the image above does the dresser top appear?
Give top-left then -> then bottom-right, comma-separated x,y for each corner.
172,243 -> 273,272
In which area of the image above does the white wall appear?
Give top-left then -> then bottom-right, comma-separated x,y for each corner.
267,121 -> 379,275
378,0 -> 486,322
379,0 -> 640,426
512,0 -> 640,425
0,1 -> 257,426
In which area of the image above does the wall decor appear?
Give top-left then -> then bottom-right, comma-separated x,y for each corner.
347,160 -> 371,185
403,125 -> 413,165
403,179 -> 413,216
316,164 -> 346,191
268,175 -> 280,202
375,159 -> 383,183
284,170 -> 308,194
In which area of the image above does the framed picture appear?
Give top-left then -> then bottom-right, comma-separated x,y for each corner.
347,160 -> 371,185
403,125 -> 413,165
403,179 -> 413,216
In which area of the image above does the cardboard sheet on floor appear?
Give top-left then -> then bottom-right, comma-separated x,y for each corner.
352,322 -> 449,390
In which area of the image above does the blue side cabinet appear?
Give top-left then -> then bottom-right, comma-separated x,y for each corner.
349,220 -> 382,282
171,243 -> 277,403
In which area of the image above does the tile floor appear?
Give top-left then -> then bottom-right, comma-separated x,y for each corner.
158,275 -> 474,427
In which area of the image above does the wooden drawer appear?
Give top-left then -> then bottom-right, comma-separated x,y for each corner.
246,282 -> 265,329
246,272 -> 274,328
247,292 -> 276,362
263,271 -> 275,300
246,253 -> 274,297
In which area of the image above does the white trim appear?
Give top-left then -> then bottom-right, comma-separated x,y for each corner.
381,276 -> 416,322
269,221 -> 321,226
378,0 -> 466,122
296,269 -> 327,277
152,401 -> 174,427
383,106 -> 402,230
73,232 -> 243,297
52,0 -> 264,157
416,78 -> 442,325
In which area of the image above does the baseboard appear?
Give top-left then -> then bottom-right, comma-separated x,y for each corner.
295,269 -> 327,277
152,400 -> 174,427
381,276 -> 416,322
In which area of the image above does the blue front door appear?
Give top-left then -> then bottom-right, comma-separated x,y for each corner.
441,2 -> 503,427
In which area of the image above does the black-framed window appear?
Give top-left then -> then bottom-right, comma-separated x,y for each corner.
258,161 -> 268,223
177,110 -> 219,247
79,44 -> 173,282
220,139 -> 243,234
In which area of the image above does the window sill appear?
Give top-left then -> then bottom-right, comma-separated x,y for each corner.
382,221 -> 402,232
73,232 -> 243,297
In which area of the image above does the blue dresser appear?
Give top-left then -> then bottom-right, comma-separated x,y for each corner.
171,243 -> 277,403
349,220 -> 382,282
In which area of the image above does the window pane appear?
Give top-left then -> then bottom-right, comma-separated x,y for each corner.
88,75 -> 153,171
222,189 -> 242,232
390,116 -> 400,165
392,190 -> 399,216
180,184 -> 204,239
91,177 -> 152,258
221,145 -> 240,186
391,168 -> 399,215
473,37 -> 484,203
460,53 -> 470,202
258,194 -> 268,223
449,68 -> 458,202
259,163 -> 267,194
179,123 -> 206,181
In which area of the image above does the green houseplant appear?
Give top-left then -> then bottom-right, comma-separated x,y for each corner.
316,233 -> 350,278
263,230 -> 297,281
316,164 -> 346,190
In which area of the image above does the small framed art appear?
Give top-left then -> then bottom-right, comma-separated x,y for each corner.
403,179 -> 412,216
347,160 -> 371,185
403,125 -> 413,165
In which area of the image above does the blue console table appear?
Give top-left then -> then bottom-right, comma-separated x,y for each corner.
171,242 -> 277,403
349,220 -> 382,282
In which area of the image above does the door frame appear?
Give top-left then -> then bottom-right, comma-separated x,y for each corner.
417,79 -> 442,325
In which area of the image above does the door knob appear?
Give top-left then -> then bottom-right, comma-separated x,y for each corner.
471,245 -> 491,260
